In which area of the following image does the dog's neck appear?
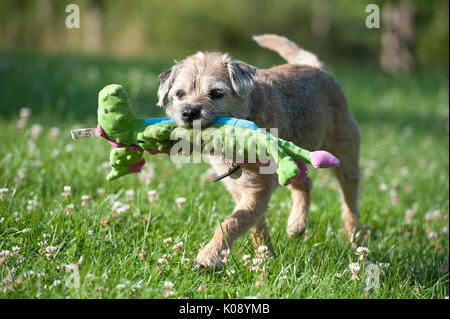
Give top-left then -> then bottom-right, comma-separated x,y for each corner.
247,77 -> 291,140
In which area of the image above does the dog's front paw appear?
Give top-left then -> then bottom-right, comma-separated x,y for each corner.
194,246 -> 224,271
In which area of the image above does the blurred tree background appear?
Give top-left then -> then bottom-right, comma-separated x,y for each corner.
0,0 -> 448,70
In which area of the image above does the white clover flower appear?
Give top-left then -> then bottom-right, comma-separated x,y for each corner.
355,247 -> 369,261
164,281 -> 174,289
116,284 -> 126,291
0,188 -> 9,199
256,245 -> 269,259
132,280 -> 143,291
65,144 -> 74,153
349,262 -> 360,280
125,189 -> 135,202
81,195 -> 90,207
172,242 -> 183,254
242,254 -> 251,266
30,124 -> 43,139
404,209 -> 414,222
97,188 -> 106,197
117,204 -> 130,214
257,245 -> 268,254
427,231 -> 438,242
45,246 -> 57,254
112,201 -> 123,211
16,118 -> 26,130
147,190 -> 158,203
226,269 -> 235,277
250,257 -> 265,272
378,262 -> 390,269
26,198 -> 38,211
53,280 -> 62,287
163,237 -> 172,245
49,127 -> 60,141
19,107 -> 31,119
175,197 -> 186,209
62,186 -> 72,199
66,204 -> 74,215
86,274 -> 96,281
0,250 -> 11,258
12,246 -> 20,255
158,254 -> 170,265
221,249 -> 231,263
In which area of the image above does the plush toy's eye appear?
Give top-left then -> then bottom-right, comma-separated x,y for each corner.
104,109 -> 109,114
208,89 -> 224,99
176,90 -> 185,99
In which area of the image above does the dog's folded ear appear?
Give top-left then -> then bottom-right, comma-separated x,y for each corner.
227,61 -> 257,98
157,65 -> 179,107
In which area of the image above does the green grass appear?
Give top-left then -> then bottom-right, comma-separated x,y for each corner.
0,52 -> 448,298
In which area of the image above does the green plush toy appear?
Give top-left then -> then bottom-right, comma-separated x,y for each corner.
71,84 -> 340,186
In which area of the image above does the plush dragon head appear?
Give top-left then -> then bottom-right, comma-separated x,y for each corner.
97,84 -> 137,144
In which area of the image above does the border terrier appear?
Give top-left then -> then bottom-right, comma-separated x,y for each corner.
157,34 -> 360,269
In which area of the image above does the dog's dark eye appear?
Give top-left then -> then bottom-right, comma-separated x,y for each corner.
176,90 -> 185,99
208,89 -> 224,100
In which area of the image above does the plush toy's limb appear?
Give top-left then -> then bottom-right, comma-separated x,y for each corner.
142,125 -> 173,141
310,150 -> 340,168
280,138 -> 340,168
259,130 -> 339,184
140,124 -> 178,153
277,138 -> 312,164
253,131 -> 303,186
107,148 -> 145,181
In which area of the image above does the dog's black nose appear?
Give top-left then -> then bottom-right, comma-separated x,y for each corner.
181,108 -> 201,122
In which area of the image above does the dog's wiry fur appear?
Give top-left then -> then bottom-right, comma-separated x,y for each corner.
157,34 -> 361,269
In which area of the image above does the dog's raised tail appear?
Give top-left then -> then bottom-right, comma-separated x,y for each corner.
252,34 -> 324,69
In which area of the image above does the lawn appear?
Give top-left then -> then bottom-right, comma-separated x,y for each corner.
0,52 -> 448,298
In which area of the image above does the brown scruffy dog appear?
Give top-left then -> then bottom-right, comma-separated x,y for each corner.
157,34 -> 361,269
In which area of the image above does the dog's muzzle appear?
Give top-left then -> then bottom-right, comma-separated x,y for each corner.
181,107 -> 201,124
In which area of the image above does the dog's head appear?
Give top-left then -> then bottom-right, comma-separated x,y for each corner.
157,52 -> 257,126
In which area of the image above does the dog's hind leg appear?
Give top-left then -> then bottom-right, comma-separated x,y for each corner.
286,177 -> 312,237
329,114 -> 361,241
333,158 -> 360,241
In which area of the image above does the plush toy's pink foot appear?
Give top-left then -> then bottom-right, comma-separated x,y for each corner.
284,161 -> 308,186
310,151 -> 340,168
130,158 -> 146,173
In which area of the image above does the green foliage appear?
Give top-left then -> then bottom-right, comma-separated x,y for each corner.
0,0 -> 448,67
0,52 -> 448,298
